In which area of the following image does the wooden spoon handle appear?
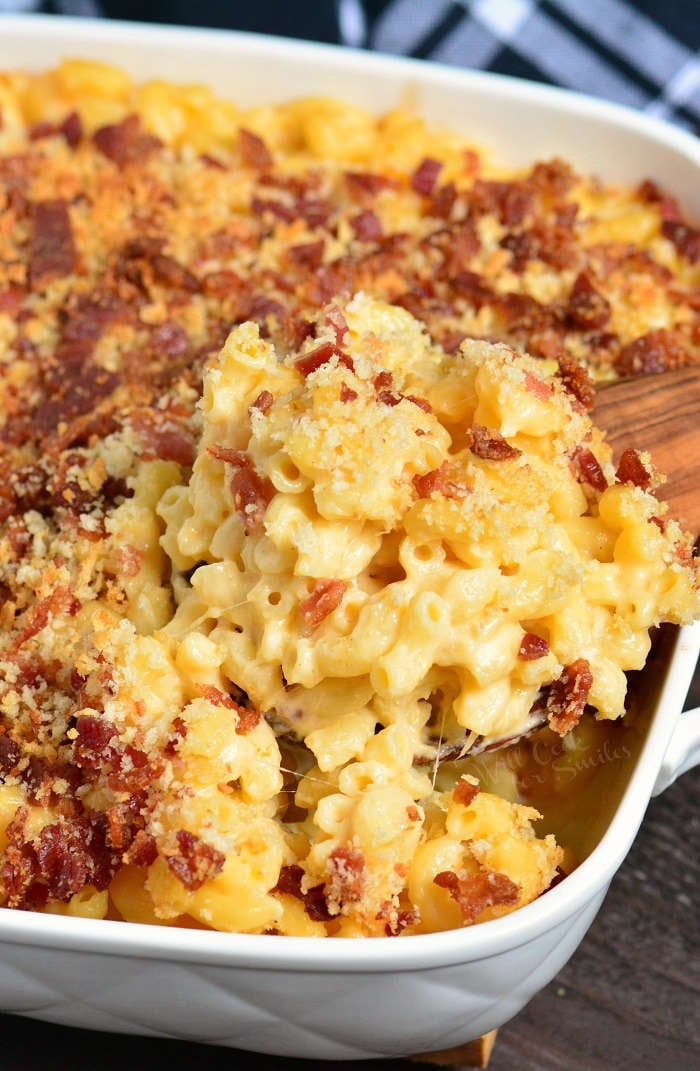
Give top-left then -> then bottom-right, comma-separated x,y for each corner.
591,366 -> 700,534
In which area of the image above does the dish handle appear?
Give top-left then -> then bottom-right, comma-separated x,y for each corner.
652,706 -> 700,796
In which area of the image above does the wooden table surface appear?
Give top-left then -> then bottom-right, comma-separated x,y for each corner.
0,669 -> 698,1071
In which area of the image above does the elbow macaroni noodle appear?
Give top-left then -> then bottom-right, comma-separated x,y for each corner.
0,61 -> 698,934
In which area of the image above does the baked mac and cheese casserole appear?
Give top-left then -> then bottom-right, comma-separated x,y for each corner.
0,61 -> 698,935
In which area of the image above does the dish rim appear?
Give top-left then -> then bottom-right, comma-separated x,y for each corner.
0,13 -> 698,973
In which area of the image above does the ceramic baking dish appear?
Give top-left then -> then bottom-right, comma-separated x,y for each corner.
0,13 -> 699,1060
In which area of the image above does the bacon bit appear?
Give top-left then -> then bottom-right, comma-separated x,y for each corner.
637,179 -> 682,222
428,182 -> 458,221
287,240 -> 325,270
349,210 -> 382,242
199,153 -> 226,170
166,830 -> 225,891
163,715 -> 188,757
570,445 -> 608,492
72,715 -> 119,771
195,684 -> 261,733
251,197 -> 296,224
470,425 -> 522,461
150,319 -> 189,357
523,370 -> 554,401
28,200 -> 77,292
29,120 -> 56,141
373,370 -> 393,392
661,220 -> 700,263
151,254 -> 200,293
411,157 -> 442,196
413,461 -> 470,500
0,286 -> 24,315
614,328 -> 689,378
33,820 -> 93,901
566,270 -> 611,329
123,830 -> 158,868
29,110 -> 82,147
453,270 -> 494,310
377,389 -> 432,413
8,588 -> 80,655
453,779 -> 480,807
107,745 -> 161,794
299,579 -> 347,631
406,805 -> 421,821
297,197 -> 331,229
0,808 -> 41,908
129,410 -> 195,467
273,864 -> 332,921
0,735 -> 20,774
557,354 -> 594,411
616,448 -> 652,490
294,341 -> 353,376
345,171 -> 394,198
377,901 -> 419,937
207,446 -> 275,534
60,111 -> 83,147
238,128 -> 273,169
518,633 -> 550,661
434,869 -> 520,923
340,383 -> 358,403
250,390 -> 274,415
546,659 -> 593,736
201,268 -> 245,296
93,114 -> 162,168
325,846 -> 366,906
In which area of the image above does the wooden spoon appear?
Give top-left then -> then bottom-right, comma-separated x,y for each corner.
592,364 -> 700,533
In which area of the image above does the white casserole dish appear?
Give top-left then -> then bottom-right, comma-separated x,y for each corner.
0,13 -> 699,1060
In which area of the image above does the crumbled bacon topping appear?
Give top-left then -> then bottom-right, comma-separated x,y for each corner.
93,114 -> 162,167
195,684 -> 261,733
325,846 -> 366,907
349,210 -> 382,242
557,354 -> 594,410
28,200 -> 77,292
614,328 -> 690,378
294,341 -> 351,377
207,446 -> 275,534
570,445 -> 608,492
566,270 -> 611,329
518,633 -> 550,661
250,389 -> 274,415
411,157 -> 442,196
413,461 -> 470,499
546,659 -> 593,735
433,869 -> 520,923
661,220 -> 700,263
273,863 -> 331,921
239,128 -> 273,169
470,425 -> 522,461
299,579 -> 347,631
616,447 -> 652,489
165,830 -> 225,891
453,778 -> 480,807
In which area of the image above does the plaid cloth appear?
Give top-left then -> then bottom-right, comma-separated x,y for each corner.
346,0 -> 700,131
1,0 -> 699,131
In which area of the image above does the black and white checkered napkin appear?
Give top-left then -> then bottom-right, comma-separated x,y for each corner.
2,0 -> 699,132
343,0 -> 700,131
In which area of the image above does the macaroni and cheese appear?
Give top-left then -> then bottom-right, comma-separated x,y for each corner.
0,62 -> 698,934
